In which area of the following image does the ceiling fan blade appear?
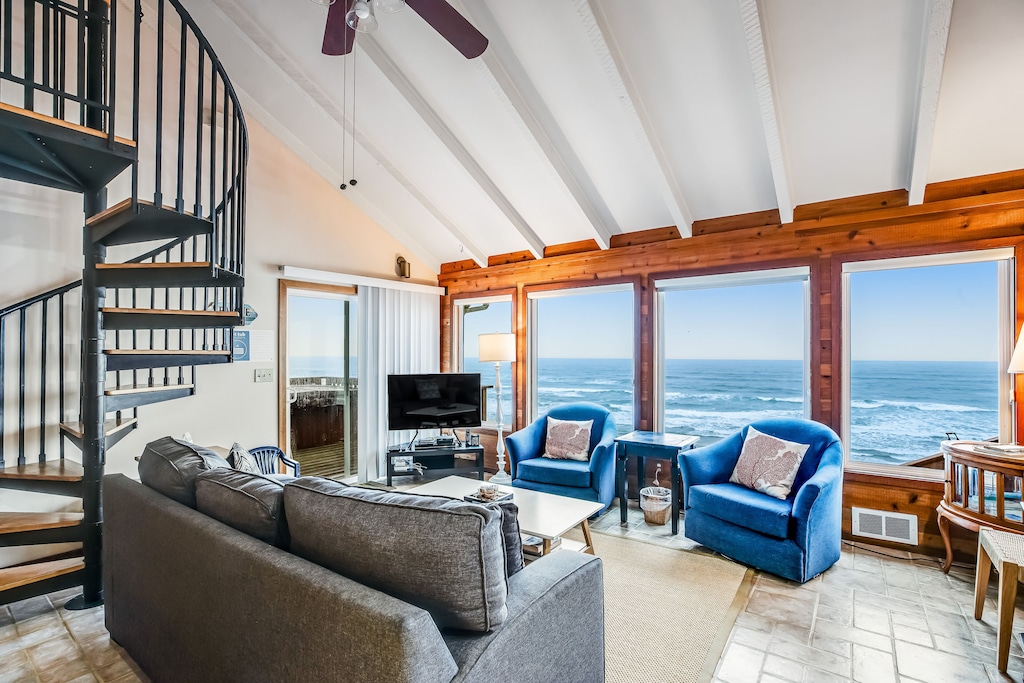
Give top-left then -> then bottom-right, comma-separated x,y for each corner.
406,0 -> 488,59
322,0 -> 357,56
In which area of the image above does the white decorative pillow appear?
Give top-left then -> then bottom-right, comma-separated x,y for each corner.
230,442 -> 261,474
542,417 -> 593,461
729,427 -> 810,499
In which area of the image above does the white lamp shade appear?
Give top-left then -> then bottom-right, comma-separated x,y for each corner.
478,332 -> 515,363
1010,330 -> 1024,374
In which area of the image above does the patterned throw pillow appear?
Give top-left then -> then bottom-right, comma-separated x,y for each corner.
542,417 -> 593,461
230,442 -> 261,474
729,426 -> 810,499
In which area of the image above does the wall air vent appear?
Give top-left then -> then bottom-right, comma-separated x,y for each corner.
851,507 -> 918,545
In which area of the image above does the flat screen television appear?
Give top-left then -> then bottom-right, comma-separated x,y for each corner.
387,373 -> 482,431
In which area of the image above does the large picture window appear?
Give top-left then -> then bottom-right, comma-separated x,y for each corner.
527,284 -> 634,432
842,250 -> 1014,473
457,295 -> 513,425
655,268 -> 810,444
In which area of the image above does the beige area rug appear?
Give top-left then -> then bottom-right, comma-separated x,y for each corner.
569,530 -> 753,683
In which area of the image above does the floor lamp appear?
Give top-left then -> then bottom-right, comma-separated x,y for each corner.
1009,330 -> 1024,444
479,332 -> 515,484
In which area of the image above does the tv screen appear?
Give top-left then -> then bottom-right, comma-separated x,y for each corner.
387,373 -> 482,431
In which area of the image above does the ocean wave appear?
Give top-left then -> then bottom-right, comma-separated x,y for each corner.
754,396 -> 803,404
851,399 -> 992,413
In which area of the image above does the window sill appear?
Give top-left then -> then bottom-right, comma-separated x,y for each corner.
843,462 -> 945,485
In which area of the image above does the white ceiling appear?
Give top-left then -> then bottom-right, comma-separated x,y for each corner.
182,0 -> 1024,271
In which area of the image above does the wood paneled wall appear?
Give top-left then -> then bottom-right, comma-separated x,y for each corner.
438,170 -> 1024,560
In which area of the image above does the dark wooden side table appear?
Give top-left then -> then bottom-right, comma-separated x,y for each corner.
615,431 -> 699,535
937,440 -> 1024,573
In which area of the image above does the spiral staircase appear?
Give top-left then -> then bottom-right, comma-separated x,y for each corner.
0,0 -> 247,608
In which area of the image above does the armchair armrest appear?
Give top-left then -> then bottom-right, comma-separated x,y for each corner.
792,461 -> 842,551
588,419 -> 618,506
505,417 -> 545,478
678,431 -> 744,494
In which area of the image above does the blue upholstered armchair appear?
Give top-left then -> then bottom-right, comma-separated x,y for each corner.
505,402 -> 617,512
678,418 -> 843,583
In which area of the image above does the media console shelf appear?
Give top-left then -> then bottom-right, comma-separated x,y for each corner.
386,443 -> 485,487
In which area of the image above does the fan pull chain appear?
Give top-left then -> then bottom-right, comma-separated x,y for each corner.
339,44 -> 349,190
349,47 -> 358,188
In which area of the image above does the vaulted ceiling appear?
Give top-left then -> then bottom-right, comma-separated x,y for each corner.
183,0 -> 1024,272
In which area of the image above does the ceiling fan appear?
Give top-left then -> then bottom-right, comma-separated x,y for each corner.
319,0 -> 488,59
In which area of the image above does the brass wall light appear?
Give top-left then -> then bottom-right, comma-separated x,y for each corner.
396,256 -> 411,278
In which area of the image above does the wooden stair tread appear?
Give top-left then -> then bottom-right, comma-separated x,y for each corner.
0,512 -> 83,535
86,198 -> 198,226
0,102 -> 135,147
104,349 -> 227,355
0,460 -> 83,481
60,419 -> 138,439
96,262 -> 212,270
101,308 -> 238,317
0,558 -> 84,593
106,383 -> 195,395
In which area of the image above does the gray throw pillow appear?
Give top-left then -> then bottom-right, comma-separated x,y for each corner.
195,468 -> 289,547
284,477 -> 508,632
490,500 -> 525,577
138,437 -> 229,508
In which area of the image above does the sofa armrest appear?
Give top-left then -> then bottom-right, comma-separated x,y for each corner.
446,552 -> 604,683
506,418 -> 545,478
678,431 -> 744,496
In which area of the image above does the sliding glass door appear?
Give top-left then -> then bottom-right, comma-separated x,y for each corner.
281,282 -> 358,479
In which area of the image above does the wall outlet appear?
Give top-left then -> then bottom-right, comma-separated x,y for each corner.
254,369 -> 273,383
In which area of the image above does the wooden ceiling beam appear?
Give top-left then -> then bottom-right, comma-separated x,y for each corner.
360,36 -> 547,260
908,0 -> 954,205
543,239 -> 602,259
793,189 -> 908,222
608,226 -> 682,248
739,0 -> 793,223
693,208 -> 781,236
576,0 -> 694,237
453,0 -> 618,249
924,169 -> 1024,203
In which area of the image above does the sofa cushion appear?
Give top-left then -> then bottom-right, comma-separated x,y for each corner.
284,477 -> 508,632
688,483 -> 793,540
517,456 -> 591,488
730,426 -> 810,499
491,500 -> 525,577
543,417 -> 593,461
138,437 -> 230,508
195,468 -> 289,547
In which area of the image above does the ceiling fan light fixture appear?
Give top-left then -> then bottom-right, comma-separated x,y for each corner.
346,0 -> 378,32
373,0 -> 405,14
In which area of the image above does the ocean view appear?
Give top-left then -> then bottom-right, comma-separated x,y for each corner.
293,356 -> 999,466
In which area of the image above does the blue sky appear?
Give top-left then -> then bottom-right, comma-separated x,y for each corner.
460,261 -> 998,361
288,294 -> 357,358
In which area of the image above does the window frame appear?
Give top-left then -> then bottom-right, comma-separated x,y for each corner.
840,248 -> 1015,480
653,266 -> 812,433
525,282 -> 636,425
452,292 -> 515,427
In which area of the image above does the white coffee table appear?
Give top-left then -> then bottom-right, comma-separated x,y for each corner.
407,476 -> 604,556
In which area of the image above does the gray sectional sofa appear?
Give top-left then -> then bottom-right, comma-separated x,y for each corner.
103,438 -> 605,683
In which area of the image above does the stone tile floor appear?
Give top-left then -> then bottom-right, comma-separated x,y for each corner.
2,504 -> 1022,682
0,588 -> 146,683
599,502 -> 1024,683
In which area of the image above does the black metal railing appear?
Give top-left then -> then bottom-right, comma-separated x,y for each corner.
128,0 -> 248,319
0,281 -> 82,469
0,0 -> 118,144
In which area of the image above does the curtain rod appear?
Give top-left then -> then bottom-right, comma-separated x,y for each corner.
279,266 -> 446,296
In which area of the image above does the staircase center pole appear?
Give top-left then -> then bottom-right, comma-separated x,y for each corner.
67,0 -> 110,611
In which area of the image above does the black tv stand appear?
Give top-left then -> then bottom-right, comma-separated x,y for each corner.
386,443 -> 484,487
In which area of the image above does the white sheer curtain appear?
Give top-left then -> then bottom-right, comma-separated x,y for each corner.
357,286 -> 440,482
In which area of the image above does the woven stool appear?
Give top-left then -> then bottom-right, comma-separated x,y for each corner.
974,528 -> 1024,672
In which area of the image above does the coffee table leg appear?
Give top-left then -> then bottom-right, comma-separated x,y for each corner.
580,520 -> 595,555
542,538 -> 551,555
